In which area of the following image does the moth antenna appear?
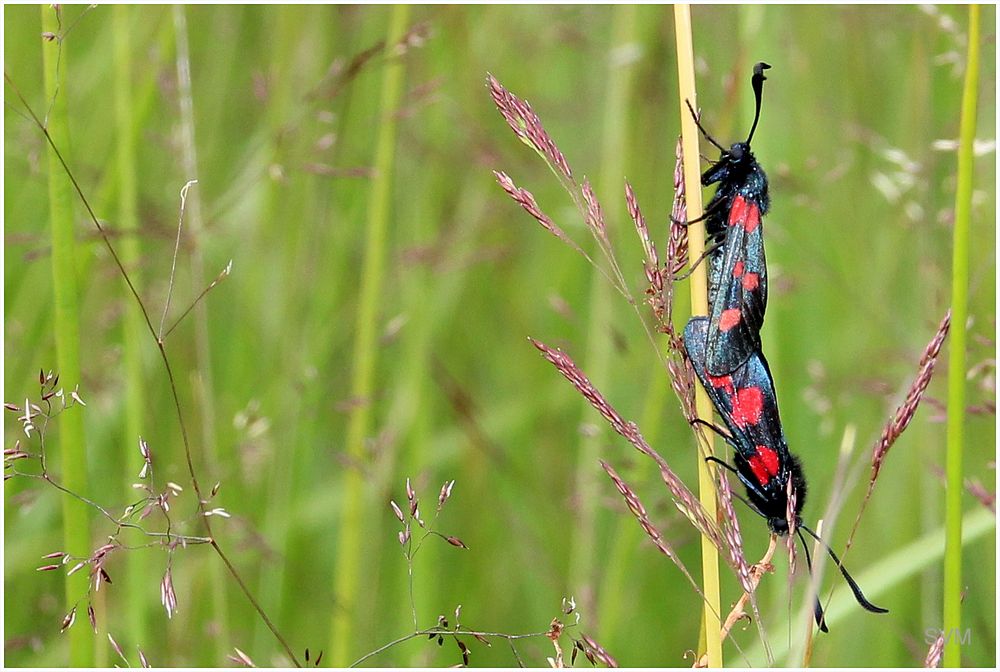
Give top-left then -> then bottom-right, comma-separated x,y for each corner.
745,62 -> 771,145
799,523 -> 889,615
685,99 -> 727,153
796,527 -> 830,633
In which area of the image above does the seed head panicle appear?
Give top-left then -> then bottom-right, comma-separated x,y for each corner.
869,310 -> 951,488
487,74 -> 573,182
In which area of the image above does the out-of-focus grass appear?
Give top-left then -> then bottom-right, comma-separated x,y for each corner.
39,4 -> 93,666
4,5 -> 995,667
112,2 -> 151,659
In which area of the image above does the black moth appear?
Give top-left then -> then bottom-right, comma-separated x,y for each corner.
684,317 -> 888,632
690,62 -> 771,377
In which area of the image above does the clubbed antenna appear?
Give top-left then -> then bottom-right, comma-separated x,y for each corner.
799,523 -> 889,616
795,528 -> 830,633
746,62 -> 771,145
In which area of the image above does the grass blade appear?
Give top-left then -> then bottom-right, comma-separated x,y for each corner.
330,5 -> 411,665
944,4 -> 980,667
41,5 -> 94,665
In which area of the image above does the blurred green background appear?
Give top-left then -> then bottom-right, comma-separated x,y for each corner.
4,4 -> 995,667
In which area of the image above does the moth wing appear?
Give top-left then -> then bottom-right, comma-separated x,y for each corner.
705,195 -> 768,376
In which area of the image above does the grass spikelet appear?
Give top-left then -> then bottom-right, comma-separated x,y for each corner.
600,460 -> 706,601
861,311 -> 952,508
487,73 -> 574,183
530,338 -> 722,551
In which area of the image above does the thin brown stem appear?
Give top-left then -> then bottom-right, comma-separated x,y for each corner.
694,536 -> 778,668
352,625 -> 559,668
162,261 -> 232,339
158,180 -> 198,338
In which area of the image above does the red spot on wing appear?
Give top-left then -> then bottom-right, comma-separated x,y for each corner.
733,260 -> 745,278
748,445 -> 780,485
728,196 -> 749,227
719,308 -> 742,332
707,373 -> 733,393
741,272 -> 759,291
731,386 -> 764,427
728,195 -> 760,233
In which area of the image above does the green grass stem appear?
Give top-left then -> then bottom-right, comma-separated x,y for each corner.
41,5 -> 94,665
943,4 -> 980,667
330,5 -> 411,665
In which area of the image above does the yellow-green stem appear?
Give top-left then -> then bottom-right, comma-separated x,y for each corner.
330,5 -> 411,665
673,5 -> 723,667
41,5 -> 94,665
943,4 -> 979,667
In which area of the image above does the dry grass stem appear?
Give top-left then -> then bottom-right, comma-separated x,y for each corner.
838,309 -> 951,579
693,536 -> 778,668
158,179 -> 199,338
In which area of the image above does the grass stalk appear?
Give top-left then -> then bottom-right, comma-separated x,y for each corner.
568,2 -> 639,619
673,5 -> 723,666
41,5 -> 94,665
943,4 -> 979,667
113,3 -> 151,652
330,5 -> 411,665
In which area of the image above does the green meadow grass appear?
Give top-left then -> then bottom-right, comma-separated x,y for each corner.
4,5 -> 995,667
